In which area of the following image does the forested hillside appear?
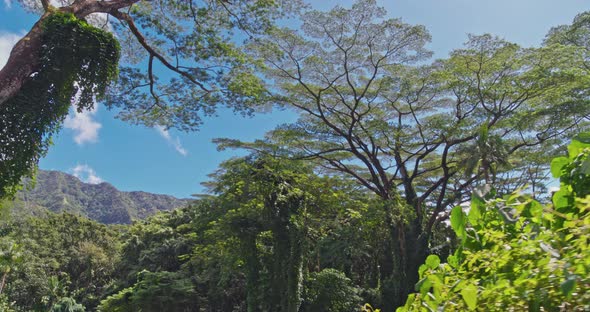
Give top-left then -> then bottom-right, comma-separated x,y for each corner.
9,170 -> 190,224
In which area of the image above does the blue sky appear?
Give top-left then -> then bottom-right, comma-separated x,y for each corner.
1,0 -> 589,198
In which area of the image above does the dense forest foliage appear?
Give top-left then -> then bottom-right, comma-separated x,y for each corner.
0,137 -> 589,311
1,0 -> 590,311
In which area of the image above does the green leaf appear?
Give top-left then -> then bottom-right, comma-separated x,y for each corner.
428,274 -> 443,299
581,158 -> 590,175
468,194 -> 485,225
414,277 -> 427,292
451,280 -> 467,292
550,157 -> 569,178
397,293 -> 415,312
418,263 -> 428,277
447,254 -> 459,269
552,189 -> 571,209
572,132 -> 590,144
425,255 -> 440,269
460,283 -> 477,310
560,278 -> 576,297
450,206 -> 466,240
568,139 -> 590,159
529,200 -> 544,221
417,277 -> 432,296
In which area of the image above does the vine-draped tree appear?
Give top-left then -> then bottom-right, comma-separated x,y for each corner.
221,0 -> 590,307
0,0 -> 297,197
207,155 -> 319,312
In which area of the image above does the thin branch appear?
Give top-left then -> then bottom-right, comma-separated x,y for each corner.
41,0 -> 51,12
110,10 -> 211,93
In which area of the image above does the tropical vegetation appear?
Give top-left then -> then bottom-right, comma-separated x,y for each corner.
0,0 -> 589,311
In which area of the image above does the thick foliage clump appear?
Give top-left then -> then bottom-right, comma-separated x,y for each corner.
301,268 -> 362,312
0,12 -> 119,197
95,155 -> 388,312
0,213 -> 121,311
398,134 -> 590,311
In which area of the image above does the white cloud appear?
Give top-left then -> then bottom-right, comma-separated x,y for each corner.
3,0 -> 11,9
155,125 -> 188,156
0,32 -> 22,68
71,164 -> 103,184
64,104 -> 102,145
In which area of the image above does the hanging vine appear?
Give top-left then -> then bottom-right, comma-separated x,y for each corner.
0,12 -> 120,197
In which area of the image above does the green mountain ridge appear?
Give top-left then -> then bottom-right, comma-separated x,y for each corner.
9,170 -> 191,224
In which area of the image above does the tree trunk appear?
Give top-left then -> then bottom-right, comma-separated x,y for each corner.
379,199 -> 429,309
267,189 -> 306,312
0,13 -> 49,106
382,221 -> 428,309
287,223 -> 303,312
244,234 -> 261,312
268,194 -> 290,311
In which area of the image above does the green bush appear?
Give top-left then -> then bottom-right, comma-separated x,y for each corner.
98,270 -> 198,312
49,297 -> 85,312
398,134 -> 590,311
302,268 -> 362,312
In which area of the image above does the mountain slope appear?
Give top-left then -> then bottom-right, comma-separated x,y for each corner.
10,170 -> 191,224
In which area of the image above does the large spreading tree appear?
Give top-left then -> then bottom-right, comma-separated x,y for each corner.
219,0 -> 590,306
0,0 -> 297,197
3,0 -> 590,309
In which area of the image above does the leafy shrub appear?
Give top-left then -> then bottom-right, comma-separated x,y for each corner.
98,270 -> 198,312
398,134 -> 590,311
49,297 -> 85,312
302,268 -> 362,312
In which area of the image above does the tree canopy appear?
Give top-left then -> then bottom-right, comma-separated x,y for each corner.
218,0 -> 590,305
0,0 -> 297,197
1,0 -> 590,311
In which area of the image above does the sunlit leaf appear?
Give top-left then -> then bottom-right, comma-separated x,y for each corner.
460,283 -> 477,310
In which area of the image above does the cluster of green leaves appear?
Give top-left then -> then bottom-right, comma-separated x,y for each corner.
0,12 -> 119,198
48,297 -> 85,312
398,135 -> 590,311
41,13 -> 120,109
98,270 -> 197,312
106,0 -> 301,131
302,268 -> 362,312
9,141 -> 590,311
